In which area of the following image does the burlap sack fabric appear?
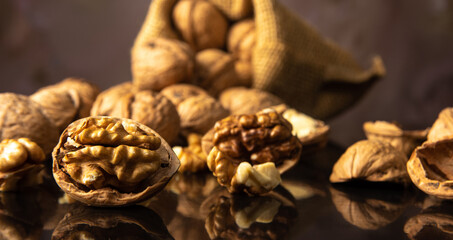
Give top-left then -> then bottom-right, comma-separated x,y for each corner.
132,0 -> 385,119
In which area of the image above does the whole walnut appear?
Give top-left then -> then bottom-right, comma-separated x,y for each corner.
172,0 -> 228,51
92,87 -> 180,144
54,78 -> 100,119
427,107 -> 453,142
195,49 -> 249,96
177,94 -> 229,135
0,93 -> 59,155
205,109 -> 302,194
219,87 -> 285,115
329,140 -> 410,184
90,82 -> 134,116
227,18 -> 255,62
52,117 -> 180,206
160,83 -> 209,107
132,38 -> 195,91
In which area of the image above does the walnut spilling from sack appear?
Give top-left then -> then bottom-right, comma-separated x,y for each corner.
0,138 -> 46,191
206,109 -> 301,194
53,117 -> 180,206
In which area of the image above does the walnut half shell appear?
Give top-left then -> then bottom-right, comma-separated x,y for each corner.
52,116 -> 180,206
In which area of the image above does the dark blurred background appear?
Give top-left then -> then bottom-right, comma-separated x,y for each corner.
1,0 -> 452,147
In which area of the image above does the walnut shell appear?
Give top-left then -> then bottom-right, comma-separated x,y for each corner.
132,38 -> 195,91
205,109 -> 301,194
364,121 -> 428,156
177,94 -> 229,135
0,93 -> 59,155
172,0 -> 228,51
407,138 -> 453,199
219,87 -> 284,115
330,186 -> 408,230
404,204 -> 453,239
160,83 -> 209,107
51,204 -> 173,240
55,78 -> 100,119
202,186 -> 297,240
93,88 -> 180,144
52,116 -> 180,206
90,82 -> 134,117
195,49 -> 248,96
427,107 -> 453,142
227,18 -> 255,62
329,140 -> 410,184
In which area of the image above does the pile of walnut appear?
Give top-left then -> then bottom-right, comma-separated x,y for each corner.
330,107 -> 453,200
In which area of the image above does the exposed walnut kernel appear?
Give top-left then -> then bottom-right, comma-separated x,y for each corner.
172,134 -> 208,173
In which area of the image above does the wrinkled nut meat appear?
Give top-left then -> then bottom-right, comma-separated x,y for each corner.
219,87 -> 285,115
172,0 -> 228,51
132,38 -> 195,91
172,134 -> 208,173
427,107 -> 453,142
227,18 -> 255,62
407,138 -> 453,199
195,49 -> 249,96
364,121 -> 428,156
330,140 -> 410,184
206,109 -> 301,194
52,117 -> 180,206
0,138 -> 46,191
0,93 -> 59,155
282,108 -> 330,152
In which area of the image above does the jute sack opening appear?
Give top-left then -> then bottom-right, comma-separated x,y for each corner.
132,0 -> 385,119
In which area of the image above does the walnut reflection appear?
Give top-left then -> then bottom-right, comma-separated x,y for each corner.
51,204 -> 173,240
330,183 -> 412,230
405,201 -> 453,240
201,186 -> 297,240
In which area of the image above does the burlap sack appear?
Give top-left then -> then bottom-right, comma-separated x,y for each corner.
132,0 -> 385,119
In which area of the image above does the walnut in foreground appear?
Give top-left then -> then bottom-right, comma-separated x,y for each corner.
52,117 -> 180,206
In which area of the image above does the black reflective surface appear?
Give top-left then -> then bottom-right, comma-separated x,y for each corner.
0,142 -> 448,240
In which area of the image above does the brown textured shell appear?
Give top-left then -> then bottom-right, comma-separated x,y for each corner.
195,49 -> 248,96
219,87 -> 284,115
329,140 -> 410,184
52,116 -> 180,206
51,205 -> 173,240
0,93 -> 59,155
404,207 -> 453,239
364,121 -> 428,156
90,82 -> 134,117
132,38 -> 195,91
177,94 -> 229,135
407,138 -> 453,199
227,18 -> 255,62
92,88 -> 180,144
160,83 -> 209,107
427,107 -> 453,142
172,0 -> 228,51
55,78 -> 100,119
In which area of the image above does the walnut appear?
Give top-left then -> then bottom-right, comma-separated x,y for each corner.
0,138 -> 45,191
172,0 -> 228,51
234,60 -> 253,88
219,87 -> 284,115
52,117 -> 180,206
51,204 -> 173,240
282,108 -> 330,153
90,82 -> 134,117
0,93 -> 59,155
177,94 -> 229,135
173,134 -> 209,173
227,18 -> 255,62
132,38 -> 195,91
427,107 -> 453,142
92,87 -> 181,144
330,186 -> 408,230
205,109 -> 302,194
407,138 -> 453,199
404,203 -> 453,239
202,187 -> 297,240
160,83 -> 209,107
329,140 -> 410,184
364,121 -> 428,156
195,49 -> 249,96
